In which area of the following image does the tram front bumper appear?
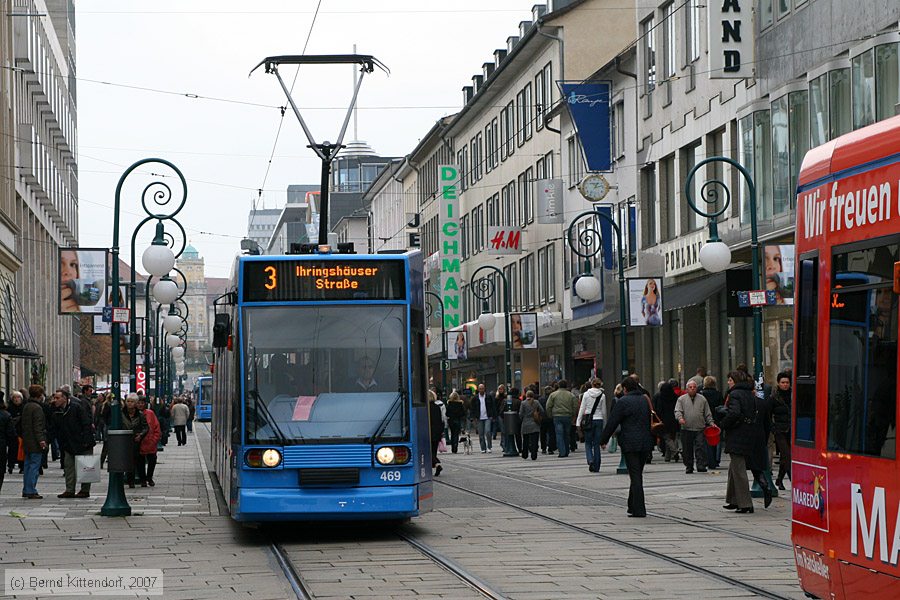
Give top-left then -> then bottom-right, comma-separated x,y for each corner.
234,485 -> 420,521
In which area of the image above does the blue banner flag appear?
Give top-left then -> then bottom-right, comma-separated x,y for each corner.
558,81 -> 612,172
596,205 -> 615,270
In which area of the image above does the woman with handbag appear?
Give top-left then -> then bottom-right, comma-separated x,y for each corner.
576,378 -> 606,473
653,381 -> 680,462
722,370 -> 773,513
445,392 -> 467,453
518,390 -> 544,460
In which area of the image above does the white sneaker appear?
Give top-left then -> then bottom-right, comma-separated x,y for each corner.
487,448 -> 492,453
481,450 -> 486,454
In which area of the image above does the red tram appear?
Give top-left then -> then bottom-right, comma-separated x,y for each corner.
792,114 -> 900,598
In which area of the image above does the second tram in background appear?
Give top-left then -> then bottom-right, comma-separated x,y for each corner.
195,375 -> 212,421
209,246 -> 433,522
792,114 -> 900,598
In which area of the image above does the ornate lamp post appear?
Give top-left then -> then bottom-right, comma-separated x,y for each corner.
424,291 -> 447,398
684,156 -> 776,497
566,209 -> 629,474
470,265 -> 516,456
102,158 -> 187,518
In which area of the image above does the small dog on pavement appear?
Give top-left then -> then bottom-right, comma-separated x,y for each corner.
462,433 -> 473,455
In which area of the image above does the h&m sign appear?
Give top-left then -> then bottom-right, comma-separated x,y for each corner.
708,0 -> 755,79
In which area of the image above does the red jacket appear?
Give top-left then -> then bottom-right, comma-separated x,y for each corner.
140,409 -> 161,455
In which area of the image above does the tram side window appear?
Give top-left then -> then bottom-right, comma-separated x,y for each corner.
827,243 -> 898,459
794,256 -> 817,445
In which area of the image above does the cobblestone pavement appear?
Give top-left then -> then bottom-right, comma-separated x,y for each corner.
0,425 -> 804,599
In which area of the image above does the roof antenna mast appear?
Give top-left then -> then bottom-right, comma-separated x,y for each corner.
250,54 -> 389,247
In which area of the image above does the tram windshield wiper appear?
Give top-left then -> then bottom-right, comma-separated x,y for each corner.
368,391 -> 404,444
249,346 -> 293,445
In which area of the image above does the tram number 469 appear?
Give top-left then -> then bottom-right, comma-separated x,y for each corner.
379,470 -> 401,482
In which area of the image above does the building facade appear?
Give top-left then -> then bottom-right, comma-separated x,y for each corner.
0,0 -> 79,394
175,245 -> 210,376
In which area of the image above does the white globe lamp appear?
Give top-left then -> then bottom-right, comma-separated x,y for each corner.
142,223 -> 176,276
574,274 -> 602,301
478,311 -> 496,332
166,334 -> 182,348
152,277 -> 179,304
163,313 -> 183,334
172,346 -> 185,360
699,241 -> 732,273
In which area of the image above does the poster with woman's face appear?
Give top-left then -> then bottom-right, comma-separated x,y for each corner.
447,331 -> 467,360
510,313 -> 538,349
59,248 -> 108,314
628,278 -> 663,327
764,244 -> 795,305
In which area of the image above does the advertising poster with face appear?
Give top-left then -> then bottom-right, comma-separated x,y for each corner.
510,313 -> 538,349
447,331 -> 467,360
59,248 -> 108,314
628,278 -> 663,327
764,244 -> 795,305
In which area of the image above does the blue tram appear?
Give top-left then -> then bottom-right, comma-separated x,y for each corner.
195,376 -> 212,421
209,249 -> 433,521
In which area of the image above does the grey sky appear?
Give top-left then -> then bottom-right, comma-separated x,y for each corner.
75,0 -> 541,277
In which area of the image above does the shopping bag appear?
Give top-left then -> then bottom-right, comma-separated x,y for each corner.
76,454 -> 102,484
437,436 -> 448,453
17,437 -> 24,462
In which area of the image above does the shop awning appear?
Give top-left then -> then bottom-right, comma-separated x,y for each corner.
663,272 -> 726,312
0,271 -> 42,360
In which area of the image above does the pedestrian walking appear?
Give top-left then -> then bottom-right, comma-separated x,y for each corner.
6,390 -> 23,474
445,391 -> 467,453
600,377 -> 655,517
49,388 -> 95,498
469,383 -> 497,453
546,380 -> 578,458
538,385 -> 556,455
186,397 -> 195,433
771,371 -> 792,490
171,399 -> 190,446
576,378 -> 606,473
0,399 -> 16,493
121,394 -> 150,488
428,390 -> 447,476
722,370 -> 773,513
21,385 -> 48,499
518,390 -> 544,460
700,376 -> 725,468
137,396 -> 161,487
674,380 -> 714,473
653,381 -> 680,462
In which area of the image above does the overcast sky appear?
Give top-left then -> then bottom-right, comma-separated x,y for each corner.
74,1 -> 542,277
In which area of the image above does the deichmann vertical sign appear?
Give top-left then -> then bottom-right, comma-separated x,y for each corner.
558,81 -> 612,172
708,0 -> 755,79
439,165 -> 461,329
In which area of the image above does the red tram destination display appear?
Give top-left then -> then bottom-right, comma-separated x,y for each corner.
242,259 -> 407,301
792,114 -> 900,599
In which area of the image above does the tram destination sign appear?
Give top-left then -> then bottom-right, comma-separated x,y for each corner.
243,259 -> 407,301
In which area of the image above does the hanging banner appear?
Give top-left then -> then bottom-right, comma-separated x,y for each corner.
136,365 -> 146,394
447,331 -> 467,360
487,226 -> 523,255
438,165 -> 461,329
596,205 -> 615,270
59,248 -> 108,314
558,81 -> 612,172
764,244 -> 795,305
708,0 -> 755,79
511,313 -> 538,349
536,178 -> 564,223
627,278 -> 663,326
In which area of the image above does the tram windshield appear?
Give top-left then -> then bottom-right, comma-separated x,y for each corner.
242,305 -> 408,445
200,379 -> 212,407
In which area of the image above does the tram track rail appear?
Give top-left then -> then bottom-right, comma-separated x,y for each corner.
270,531 -> 507,599
450,459 -> 792,550
435,478 -> 795,600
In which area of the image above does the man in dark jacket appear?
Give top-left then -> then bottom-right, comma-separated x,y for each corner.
0,399 -> 16,493
722,370 -> 773,513
50,389 -> 95,498
21,385 -> 47,499
600,377 -> 655,517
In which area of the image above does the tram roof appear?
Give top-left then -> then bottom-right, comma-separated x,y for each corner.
798,114 -> 900,188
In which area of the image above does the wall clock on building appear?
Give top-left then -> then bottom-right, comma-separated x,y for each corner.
578,173 -> 610,202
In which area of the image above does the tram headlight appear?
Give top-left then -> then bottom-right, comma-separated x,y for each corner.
245,448 -> 282,468
262,449 -> 282,468
375,446 -> 410,465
